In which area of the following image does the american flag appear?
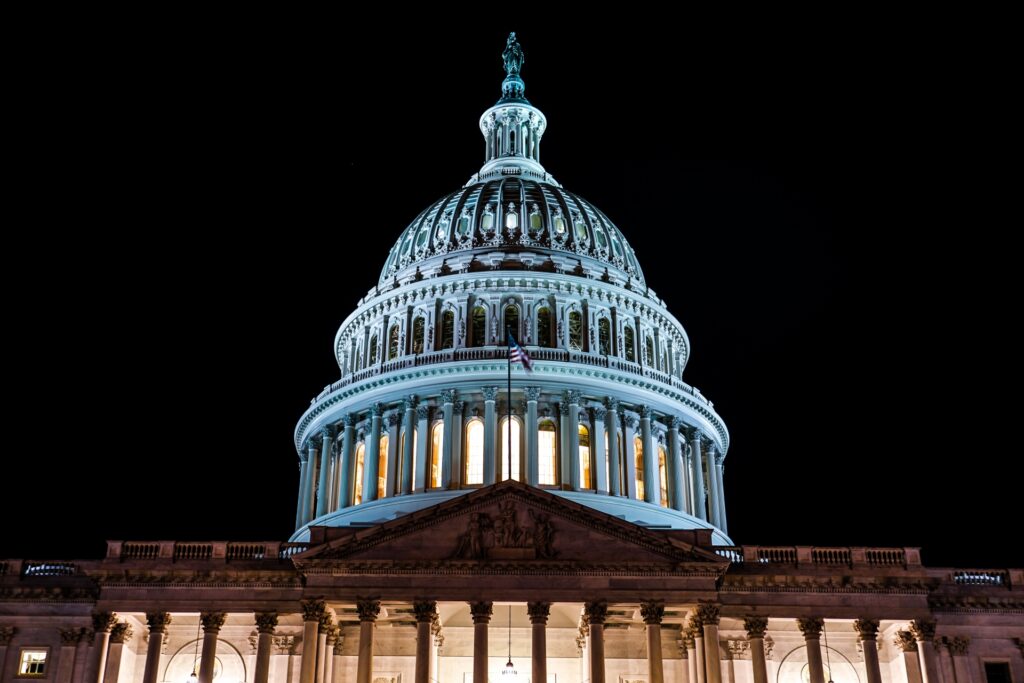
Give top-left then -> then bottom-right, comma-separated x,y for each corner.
508,333 -> 534,371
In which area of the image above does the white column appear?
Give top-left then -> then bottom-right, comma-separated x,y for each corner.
315,620 -> 330,683
623,415 -> 639,499
415,404 -> 431,491
668,417 -> 686,512
854,620 -> 882,683
356,600 -> 380,683
315,426 -> 335,518
57,630 -> 79,683
559,402 -> 570,487
363,404 -> 384,502
640,407 -> 658,504
198,613 -> 226,683
743,617 -> 769,683
641,601 -> 665,683
441,390 -> 457,488
385,411 -> 401,497
567,390 -> 582,489
693,628 -> 707,683
253,613 -> 277,683
332,635 -> 345,683
483,387 -> 499,484
606,399 -> 621,496
705,442 -> 721,528
101,623 -> 131,683
301,442 -> 318,524
525,387 -> 540,486
323,630 -> 336,683
689,430 -> 707,521
714,451 -> 728,533
142,614 -> 171,683
338,414 -> 356,508
910,621 -> 940,683
895,632 -> 923,683
470,602 -> 492,683
797,618 -> 825,683
399,398 -> 417,494
592,405 -> 608,492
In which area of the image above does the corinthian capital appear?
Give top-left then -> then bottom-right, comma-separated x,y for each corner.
527,602 -> 551,624
0,626 -> 16,645
854,619 -> 879,640
413,600 -> 437,623
623,414 -> 639,430
91,612 -> 118,634
356,598 -> 381,622
743,616 -> 768,638
342,413 -> 356,427
255,612 -> 278,635
301,599 -> 327,622
639,405 -> 652,419
947,636 -> 970,656
894,631 -> 917,652
584,601 -> 608,624
591,405 -> 606,421
695,602 -> 720,626
200,612 -> 227,633
909,619 -> 936,642
403,395 -> 418,411
469,601 -> 493,624
110,623 -> 133,643
668,415 -> 681,429
416,405 -> 431,420
146,613 -> 173,632
371,403 -> 385,418
640,600 -> 665,625
440,389 -> 457,404
482,386 -> 499,401
525,386 -> 542,401
605,397 -> 620,412
386,411 -> 402,427
321,426 -> 335,440
797,618 -> 824,638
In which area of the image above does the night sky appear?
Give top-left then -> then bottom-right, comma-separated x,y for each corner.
5,24 -> 1017,569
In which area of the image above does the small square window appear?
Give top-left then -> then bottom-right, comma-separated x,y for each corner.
18,648 -> 48,678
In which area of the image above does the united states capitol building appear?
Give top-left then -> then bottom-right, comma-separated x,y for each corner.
2,34 -> 1021,683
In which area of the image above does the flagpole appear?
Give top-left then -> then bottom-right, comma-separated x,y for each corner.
506,326 -> 512,482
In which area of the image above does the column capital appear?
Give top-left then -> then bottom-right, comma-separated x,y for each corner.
591,405 -> 606,420
413,600 -> 437,623
640,600 -> 665,624
668,415 -> 681,429
145,613 -> 173,633
639,405 -> 652,419
525,386 -> 542,401
482,386 -> 499,401
469,601 -> 493,624
333,635 -> 346,655
695,602 -> 720,626
403,395 -> 418,411
255,612 -> 278,635
909,619 -> 936,642
567,389 -> 582,404
59,628 -> 81,645
605,397 -> 620,412
454,400 -> 466,413
301,599 -> 328,622
321,426 -> 335,440
201,612 -> 227,633
681,627 -> 696,648
527,602 -> 551,624
318,612 -> 334,634
342,413 -> 356,427
91,612 -> 118,634
715,451 -> 724,465
584,601 -> 608,624
893,631 -> 917,652
110,623 -> 133,644
623,414 -> 639,430
386,411 -> 402,427
853,619 -> 879,641
441,389 -> 457,404
371,402 -> 385,418
796,617 -> 824,638
357,598 -> 381,622
559,402 -> 570,416
687,427 -> 702,441
325,628 -> 338,646
416,404 -> 431,420
947,636 -> 970,656
743,616 -> 768,638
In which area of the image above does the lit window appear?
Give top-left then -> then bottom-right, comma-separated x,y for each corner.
569,311 -> 583,350
465,419 -> 484,485
400,429 -> 418,490
599,318 -> 611,355
579,424 -> 591,488
501,417 -> 521,481
658,446 -> 669,507
634,436 -> 645,500
573,215 -> 588,242
504,304 -> 520,341
378,435 -> 388,499
353,443 -> 365,505
18,649 -> 48,677
529,204 -> 543,233
388,325 -> 400,360
624,327 -> 636,362
538,421 -> 558,485
506,203 -> 519,230
481,206 -> 495,233
412,317 -> 425,354
430,421 -> 444,488
457,214 -> 471,238
554,214 -> 566,235
368,335 -> 379,365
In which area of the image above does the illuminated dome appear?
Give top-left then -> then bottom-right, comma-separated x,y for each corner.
292,34 -> 731,544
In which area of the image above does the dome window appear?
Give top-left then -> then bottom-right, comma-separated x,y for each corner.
505,202 -> 519,230
537,307 -> 553,348
634,436 -> 645,501
572,213 -> 588,243
528,203 -> 543,234
593,221 -> 608,249
377,434 -> 389,499
599,318 -> 611,355
369,334 -> 379,365
388,325 -> 401,361
552,208 -> 566,236
568,310 -> 583,350
501,417 -> 522,481
645,335 -> 655,367
465,419 -> 485,485
412,317 -> 425,354
440,310 -> 455,350
456,208 -> 472,240
658,445 -> 669,508
624,327 -> 636,363
481,205 -> 495,234
470,305 -> 487,347
353,443 -> 365,504
430,421 -> 444,488
579,424 -> 591,489
504,304 -> 520,340
538,420 -> 558,486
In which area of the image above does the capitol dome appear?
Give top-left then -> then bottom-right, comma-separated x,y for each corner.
292,34 -> 731,544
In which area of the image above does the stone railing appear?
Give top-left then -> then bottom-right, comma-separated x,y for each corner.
105,541 -> 310,563
952,570 -> 1010,586
713,546 -> 922,568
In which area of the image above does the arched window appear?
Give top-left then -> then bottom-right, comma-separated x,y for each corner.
500,417 -> 521,481
481,205 -> 495,233
573,215 -> 588,242
471,305 -> 487,347
593,221 -> 608,249
465,419 -> 484,485
579,424 -> 591,489
624,327 -> 636,363
505,203 -> 518,230
441,310 -> 454,350
368,334 -> 379,365
504,304 -> 520,341
634,436 -> 645,501
537,307 -> 552,348
412,317 -> 425,354
388,325 -> 400,361
658,445 -> 669,508
430,421 -> 444,489
354,344 -> 363,371
456,212 -> 471,238
353,443 -> 365,505
660,345 -> 668,373
538,420 -> 558,485
529,204 -> 543,234
378,435 -> 389,499
415,218 -> 431,251
553,212 -> 566,235
646,336 -> 655,367
568,310 -> 583,350
509,128 -> 516,154
599,318 -> 611,355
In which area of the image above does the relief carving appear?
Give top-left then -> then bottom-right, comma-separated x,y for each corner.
452,499 -> 556,560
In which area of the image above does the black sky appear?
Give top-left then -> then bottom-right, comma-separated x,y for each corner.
4,22 -> 1017,568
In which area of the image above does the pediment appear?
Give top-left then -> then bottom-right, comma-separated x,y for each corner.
294,481 -> 726,570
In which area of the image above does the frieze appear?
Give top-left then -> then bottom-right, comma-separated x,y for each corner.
451,499 -> 555,560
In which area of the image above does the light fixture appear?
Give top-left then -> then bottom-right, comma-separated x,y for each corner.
822,620 -> 834,683
501,605 -> 517,680
188,616 -> 200,683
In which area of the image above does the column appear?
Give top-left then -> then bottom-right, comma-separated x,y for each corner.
363,404 -> 384,502
85,612 -> 117,683
715,451 -> 728,533
668,418 -> 686,512
296,454 -> 309,528
414,601 -> 437,683
483,387 -> 499,484
623,414 -> 639,499
641,600 -> 665,683
948,637 -> 973,683
440,390 -> 456,488
300,600 -> 327,683
142,614 -> 171,683
559,402 -> 570,487
399,397 -> 415,493
935,639 -> 955,683
301,442 -> 318,525
102,623 -> 132,683
452,401 -> 466,486
743,617 -> 769,683
332,634 -> 345,683
323,629 -> 337,683
198,613 -> 226,683
415,404 -> 430,491
58,629 -> 79,683
722,650 -> 735,683
356,599 -> 380,683
606,399 -> 621,496
316,426 -> 335,518
0,627 -> 14,683
592,405 -> 608,492
796,618 -> 825,683
894,632 -> 923,683
316,613 -> 333,683
689,430 -> 707,521
72,628 -> 90,683
584,602 -> 607,683
854,619 -> 882,683
385,411 -> 401,496
698,604 -> 722,683
525,387 -> 540,486
684,630 -> 698,683
689,615 -> 706,683
639,407 -> 658,504
705,442 -> 721,528
253,613 -> 277,683
567,390 -> 582,489
528,602 -> 550,683
910,620 -> 940,683
469,602 -> 492,683
338,414 -> 356,508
